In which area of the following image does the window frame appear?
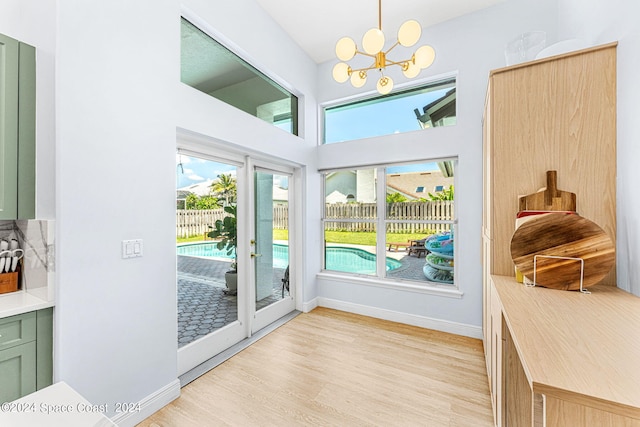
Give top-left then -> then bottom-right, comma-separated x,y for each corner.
321,76 -> 457,145
180,13 -> 301,136
319,159 -> 461,297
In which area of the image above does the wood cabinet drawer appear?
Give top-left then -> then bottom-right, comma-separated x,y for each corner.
0,311 -> 36,351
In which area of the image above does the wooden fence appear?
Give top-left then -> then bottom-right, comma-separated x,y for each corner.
324,201 -> 454,233
176,206 -> 290,238
176,201 -> 454,238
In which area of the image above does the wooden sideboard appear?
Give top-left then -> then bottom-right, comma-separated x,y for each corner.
489,275 -> 640,426
481,42 -> 637,425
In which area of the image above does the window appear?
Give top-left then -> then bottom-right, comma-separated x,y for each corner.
323,77 -> 456,144
180,17 -> 298,135
416,186 -> 425,193
434,185 -> 444,192
322,160 -> 456,286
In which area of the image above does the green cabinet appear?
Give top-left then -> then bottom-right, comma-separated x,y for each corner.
0,33 -> 36,220
0,309 -> 52,403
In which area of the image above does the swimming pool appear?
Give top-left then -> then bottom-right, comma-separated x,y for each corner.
177,242 -> 402,273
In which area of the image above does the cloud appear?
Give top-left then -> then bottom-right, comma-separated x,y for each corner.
188,174 -> 205,181
184,168 -> 194,174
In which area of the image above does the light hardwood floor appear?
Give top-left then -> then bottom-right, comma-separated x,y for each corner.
138,308 -> 493,426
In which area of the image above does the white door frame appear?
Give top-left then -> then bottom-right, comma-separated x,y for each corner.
246,157 -> 296,334
176,137 -> 299,375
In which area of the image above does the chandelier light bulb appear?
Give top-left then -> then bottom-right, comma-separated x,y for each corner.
402,60 -> 420,78
332,1 -> 435,94
414,45 -> 436,69
350,70 -> 367,88
336,37 -> 357,61
332,62 -> 351,83
362,28 -> 385,55
376,76 -> 393,95
398,20 -> 422,47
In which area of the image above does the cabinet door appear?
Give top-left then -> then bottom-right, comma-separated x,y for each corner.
0,341 -> 37,403
0,34 -> 20,220
17,42 -> 36,219
0,311 -> 37,351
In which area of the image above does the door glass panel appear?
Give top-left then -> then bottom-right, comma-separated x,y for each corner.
254,171 -> 290,312
176,154 -> 239,348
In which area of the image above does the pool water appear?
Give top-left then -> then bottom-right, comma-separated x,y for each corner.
177,242 -> 401,273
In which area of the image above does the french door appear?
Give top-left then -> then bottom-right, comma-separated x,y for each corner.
177,148 -> 296,376
249,160 -> 296,333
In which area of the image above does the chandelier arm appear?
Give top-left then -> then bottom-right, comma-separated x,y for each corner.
354,50 -> 378,59
385,58 -> 413,67
385,41 -> 400,55
349,63 -> 379,73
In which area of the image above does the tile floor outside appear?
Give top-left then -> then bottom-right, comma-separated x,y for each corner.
177,247 -> 447,348
177,255 -> 287,348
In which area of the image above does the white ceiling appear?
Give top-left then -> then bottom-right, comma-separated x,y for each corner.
255,0 -> 507,64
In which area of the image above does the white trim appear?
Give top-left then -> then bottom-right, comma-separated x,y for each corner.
180,6 -> 301,98
302,297 -> 319,313
110,379 -> 180,427
319,70 -> 459,111
317,297 -> 482,339
317,272 -> 463,298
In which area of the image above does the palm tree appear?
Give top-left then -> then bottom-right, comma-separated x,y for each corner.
211,173 -> 237,206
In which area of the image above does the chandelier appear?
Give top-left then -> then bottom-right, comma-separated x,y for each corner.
332,0 -> 436,95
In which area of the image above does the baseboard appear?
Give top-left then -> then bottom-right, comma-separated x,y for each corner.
110,379 -> 180,427
317,297 -> 483,339
302,297 -> 319,313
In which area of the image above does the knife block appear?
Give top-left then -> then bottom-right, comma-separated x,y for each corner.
0,262 -> 21,294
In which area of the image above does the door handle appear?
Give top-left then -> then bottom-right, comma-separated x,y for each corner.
251,253 -> 262,258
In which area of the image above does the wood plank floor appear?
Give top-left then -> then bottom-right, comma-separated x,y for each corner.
138,308 -> 493,426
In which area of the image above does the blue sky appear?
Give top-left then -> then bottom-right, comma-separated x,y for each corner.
324,87 -> 449,143
176,154 -> 236,189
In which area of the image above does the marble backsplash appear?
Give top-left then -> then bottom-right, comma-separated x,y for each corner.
0,219 -> 54,301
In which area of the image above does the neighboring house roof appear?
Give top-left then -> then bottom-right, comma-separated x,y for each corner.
386,171 -> 454,200
415,87 -> 457,129
177,180 -> 214,197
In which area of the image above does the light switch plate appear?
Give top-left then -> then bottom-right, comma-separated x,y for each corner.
122,239 -> 143,259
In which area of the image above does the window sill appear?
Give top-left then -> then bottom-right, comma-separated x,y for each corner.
316,271 -> 464,299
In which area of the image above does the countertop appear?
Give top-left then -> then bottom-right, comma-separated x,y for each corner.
0,381 -> 115,426
0,288 -> 54,318
492,274 -> 640,419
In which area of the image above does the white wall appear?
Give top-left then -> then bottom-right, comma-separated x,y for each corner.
556,0 -> 640,296
0,0 -> 56,219
53,0 -> 319,421
55,0 -> 181,417
315,0 -> 558,334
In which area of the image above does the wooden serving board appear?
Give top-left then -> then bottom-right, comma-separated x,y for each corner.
519,170 -> 577,212
510,213 -> 615,290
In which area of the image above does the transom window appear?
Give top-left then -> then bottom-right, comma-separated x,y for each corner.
322,160 -> 457,287
180,17 -> 298,135
323,77 -> 456,144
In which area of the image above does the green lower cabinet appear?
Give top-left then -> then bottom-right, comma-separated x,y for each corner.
35,308 -> 53,390
0,308 -> 53,403
0,341 -> 36,403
